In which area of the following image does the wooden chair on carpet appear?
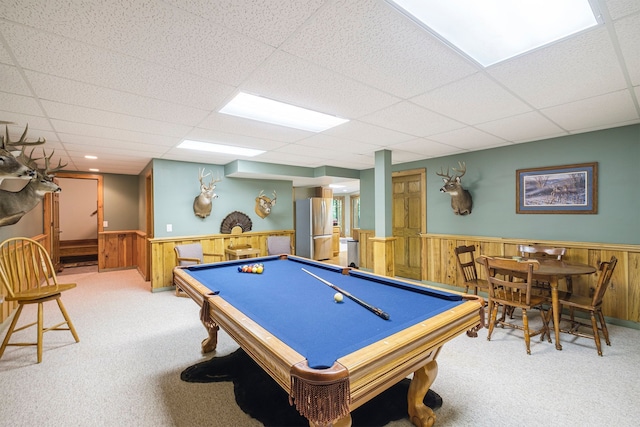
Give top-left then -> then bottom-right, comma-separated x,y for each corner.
0,237 -> 80,363
481,256 -> 552,355
518,244 -> 571,294
553,256 -> 617,356
266,236 -> 293,256
454,244 -> 489,296
174,243 -> 223,297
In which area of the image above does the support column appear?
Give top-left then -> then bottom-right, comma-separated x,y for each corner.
372,150 -> 395,277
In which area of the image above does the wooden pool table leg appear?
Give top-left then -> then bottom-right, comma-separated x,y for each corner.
199,305 -> 219,353
408,356 -> 439,427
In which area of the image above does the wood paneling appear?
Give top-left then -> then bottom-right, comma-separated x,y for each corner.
98,231 -> 146,272
149,230 -> 294,291
421,233 -> 640,323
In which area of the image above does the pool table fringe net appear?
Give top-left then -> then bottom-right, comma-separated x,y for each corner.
290,360 -> 351,425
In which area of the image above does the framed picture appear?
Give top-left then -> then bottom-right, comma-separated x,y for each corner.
516,162 -> 597,214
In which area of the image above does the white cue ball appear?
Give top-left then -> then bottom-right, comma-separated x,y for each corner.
334,292 -> 343,303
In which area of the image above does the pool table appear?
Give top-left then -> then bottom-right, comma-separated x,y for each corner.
173,255 -> 484,427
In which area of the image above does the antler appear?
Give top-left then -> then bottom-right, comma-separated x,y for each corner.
452,161 -> 466,179
271,190 -> 277,203
17,146 -> 43,170
42,149 -> 68,176
436,161 -> 466,180
435,167 -> 451,179
198,168 -> 221,190
2,124 -> 46,148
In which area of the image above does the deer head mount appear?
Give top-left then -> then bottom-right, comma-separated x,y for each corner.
0,124 -> 46,181
193,168 -> 220,219
0,149 -> 65,227
255,190 -> 277,219
436,161 -> 473,216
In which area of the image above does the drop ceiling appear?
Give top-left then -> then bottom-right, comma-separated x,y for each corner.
1,0 -> 639,194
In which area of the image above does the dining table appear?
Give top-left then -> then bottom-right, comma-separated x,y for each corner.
477,256 -> 596,350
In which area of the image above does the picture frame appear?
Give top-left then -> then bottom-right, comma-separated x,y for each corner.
516,162 -> 597,214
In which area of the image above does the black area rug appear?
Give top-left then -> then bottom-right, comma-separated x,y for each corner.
181,349 -> 442,427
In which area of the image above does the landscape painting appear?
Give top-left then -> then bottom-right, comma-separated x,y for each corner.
516,163 -> 597,214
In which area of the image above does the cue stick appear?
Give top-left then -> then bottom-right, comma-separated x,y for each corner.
301,268 -> 390,320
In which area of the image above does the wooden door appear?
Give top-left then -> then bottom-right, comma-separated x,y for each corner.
392,169 -> 426,280
43,191 -> 61,271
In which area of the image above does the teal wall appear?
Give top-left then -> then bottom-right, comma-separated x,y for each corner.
360,124 -> 640,245
152,159 -> 293,238
103,174 -> 139,230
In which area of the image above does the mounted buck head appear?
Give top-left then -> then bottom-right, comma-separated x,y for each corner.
436,161 -> 473,216
255,190 -> 276,219
192,168 -> 220,219
0,149 -> 64,227
0,124 -> 46,181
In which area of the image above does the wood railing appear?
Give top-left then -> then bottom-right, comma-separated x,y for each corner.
148,230 -> 295,291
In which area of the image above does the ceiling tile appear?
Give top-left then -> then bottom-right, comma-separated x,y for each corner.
488,27 -> 627,108
476,112 -> 568,143
614,13 -> 640,86
542,90 -> 639,131
281,0 -> 478,98
427,127 -> 508,150
359,101 -> 464,137
411,73 -> 533,125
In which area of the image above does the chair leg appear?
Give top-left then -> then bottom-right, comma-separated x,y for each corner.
522,309 -> 531,355
597,310 -> 611,346
37,302 -> 44,363
0,304 -> 25,360
590,311 -> 603,356
540,307 -> 552,343
56,297 -> 80,343
487,304 -> 499,341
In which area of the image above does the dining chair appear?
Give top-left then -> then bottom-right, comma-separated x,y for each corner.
553,256 -> 617,356
518,244 -> 571,294
454,245 -> 488,296
266,236 -> 293,256
174,243 -> 223,297
0,237 -> 80,363
518,244 -> 566,260
481,256 -> 552,355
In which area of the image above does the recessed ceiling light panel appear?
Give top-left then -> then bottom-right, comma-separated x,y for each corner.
220,92 -> 349,132
177,140 -> 265,157
387,0 -> 600,67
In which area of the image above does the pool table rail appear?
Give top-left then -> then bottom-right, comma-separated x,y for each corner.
173,259 -> 484,427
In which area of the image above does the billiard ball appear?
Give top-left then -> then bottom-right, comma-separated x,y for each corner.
334,292 -> 343,303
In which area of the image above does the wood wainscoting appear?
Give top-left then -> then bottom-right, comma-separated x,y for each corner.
353,231 -> 639,324
421,233 -> 639,324
98,231 -> 148,279
148,230 -> 295,292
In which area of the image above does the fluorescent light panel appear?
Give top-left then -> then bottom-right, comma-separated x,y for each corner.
388,0 -> 599,67
177,140 -> 265,157
220,92 -> 349,132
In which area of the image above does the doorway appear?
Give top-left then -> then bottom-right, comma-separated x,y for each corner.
392,169 -> 426,280
48,173 -> 104,270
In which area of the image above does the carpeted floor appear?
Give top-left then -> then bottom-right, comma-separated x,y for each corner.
1,267 -> 639,427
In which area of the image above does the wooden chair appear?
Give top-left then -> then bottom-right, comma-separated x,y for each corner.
554,256 -> 617,356
0,237 -> 80,363
518,244 -> 566,260
518,244 -> 571,293
173,243 -> 223,297
267,236 -> 293,256
481,256 -> 551,355
454,245 -> 488,296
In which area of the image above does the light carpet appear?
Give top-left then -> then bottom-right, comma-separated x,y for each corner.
1,268 -> 638,427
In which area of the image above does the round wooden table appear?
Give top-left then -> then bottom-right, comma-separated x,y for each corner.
478,257 -> 596,350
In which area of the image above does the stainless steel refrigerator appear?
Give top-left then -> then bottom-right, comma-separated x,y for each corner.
295,198 -> 333,260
